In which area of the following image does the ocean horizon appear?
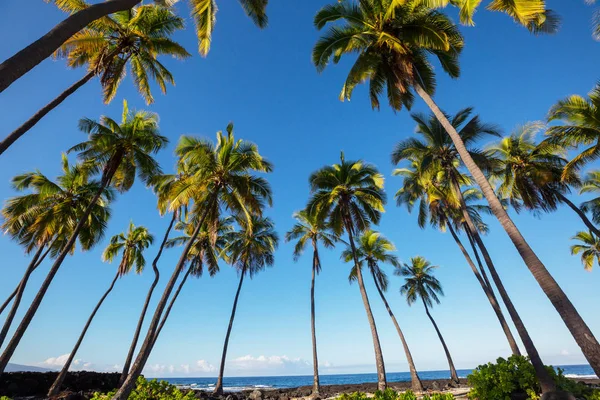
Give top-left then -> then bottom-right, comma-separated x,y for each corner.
161,364 -> 597,392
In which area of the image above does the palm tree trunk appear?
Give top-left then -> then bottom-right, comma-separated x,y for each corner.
112,202 -> 214,400
0,244 -> 52,348
0,176 -> 112,373
310,241 -> 321,397
446,223 -> 521,356
463,226 -> 494,294
0,71 -> 95,156
449,176 -> 556,393
118,212 -> 176,386
422,299 -> 459,385
48,271 -> 120,396
0,0 -> 141,94
370,269 -> 422,392
214,267 -> 247,395
152,265 -> 192,345
343,215 -> 387,391
556,193 -> 600,237
414,82 -> 600,378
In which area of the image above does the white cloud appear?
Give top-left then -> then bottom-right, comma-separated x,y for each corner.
41,353 -> 73,367
197,360 -> 217,373
560,349 -> 570,356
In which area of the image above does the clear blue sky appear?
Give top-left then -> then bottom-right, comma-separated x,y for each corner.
0,0 -> 599,378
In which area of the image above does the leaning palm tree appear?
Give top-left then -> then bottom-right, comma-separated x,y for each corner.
342,230 -> 425,391
571,231 -> 600,271
580,171 -> 600,226
48,222 -> 154,396
307,153 -> 387,391
0,4 -> 189,156
285,209 -> 339,397
313,0 -> 600,378
488,123 -> 600,236
398,256 -> 459,385
213,216 -> 278,395
0,0 -> 269,94
0,155 -> 113,349
114,123 -> 273,400
0,101 -> 167,373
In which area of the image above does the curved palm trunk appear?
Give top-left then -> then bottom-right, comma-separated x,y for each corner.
556,193 -> 600,237
446,223 -> 521,356
0,244 -> 52,348
0,176 -> 112,373
0,71 -> 95,156
464,226 -> 494,294
48,271 -> 120,396
112,203 -> 214,400
118,212 -> 176,386
343,216 -> 386,391
415,83 -> 600,378
214,267 -> 247,395
0,0 -> 141,94
450,177 -> 556,393
422,298 -> 459,385
370,269 -> 422,392
152,266 -> 192,345
310,241 -> 321,397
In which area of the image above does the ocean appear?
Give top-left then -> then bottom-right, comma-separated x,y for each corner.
162,365 -> 597,392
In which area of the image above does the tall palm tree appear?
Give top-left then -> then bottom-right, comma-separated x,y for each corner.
488,123 -> 600,236
391,109 -> 556,392
213,216 -> 278,395
571,231 -> 600,271
113,123 -> 273,399
285,210 -> 339,397
0,101 -> 167,373
48,222 -> 154,396
0,0 -> 269,94
342,230 -> 425,391
0,4 -> 189,156
398,256 -> 459,385
307,153 -> 387,391
0,154 -> 113,349
313,0 -> 600,378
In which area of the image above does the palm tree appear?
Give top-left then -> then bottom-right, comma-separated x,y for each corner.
48,222 -> 154,396
488,123 -> 600,236
0,101 -> 167,373
0,0 -> 269,94
0,154 -> 113,349
391,109 -> 556,392
313,0 -> 600,378
114,123 -> 272,399
342,230 -> 425,391
571,231 -> 600,271
580,171 -> 600,225
213,216 -> 278,395
307,153 -> 387,390
398,256 -> 459,385
285,210 -> 339,397
0,4 -> 189,156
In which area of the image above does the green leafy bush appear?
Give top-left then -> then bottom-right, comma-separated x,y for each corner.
90,376 -> 195,400
337,392 -> 369,400
1,396 -> 13,400
423,394 -> 456,400
374,388 -> 399,400
398,390 -> 417,400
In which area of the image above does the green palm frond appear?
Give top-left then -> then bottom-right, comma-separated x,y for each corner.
570,230 -> 600,271
397,255 -> 444,307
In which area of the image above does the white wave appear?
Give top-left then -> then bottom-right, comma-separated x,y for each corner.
253,385 -> 272,388
565,374 -> 598,379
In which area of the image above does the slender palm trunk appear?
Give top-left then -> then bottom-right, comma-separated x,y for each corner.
0,244 -> 52,348
370,269 -> 422,392
414,83 -> 600,378
556,193 -> 600,237
112,202 -> 214,400
450,176 -> 556,393
118,212 -> 176,386
48,271 -> 120,396
214,267 -> 247,395
446,223 -> 521,356
464,226 -> 494,294
310,241 -> 321,397
422,298 -> 459,384
152,266 -> 192,345
0,71 -> 95,156
343,215 -> 386,391
0,0 -> 141,94
0,176 -> 112,373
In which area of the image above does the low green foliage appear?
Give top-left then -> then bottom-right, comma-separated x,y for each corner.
374,388 -> 400,400
422,393 -> 456,400
90,377 -> 195,400
1,396 -> 13,400
398,390 -> 417,400
337,392 -> 369,400
337,389 -> 454,400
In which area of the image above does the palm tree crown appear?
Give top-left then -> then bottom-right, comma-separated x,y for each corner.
285,209 -> 339,268
224,216 -> 278,277
102,222 -> 155,277
397,256 -> 443,308
571,231 -> 600,271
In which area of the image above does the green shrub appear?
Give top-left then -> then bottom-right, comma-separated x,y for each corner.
398,390 -> 417,400
374,388 -> 399,400
1,396 -> 13,400
90,377 -> 195,400
337,392 -> 369,400
423,394 -> 456,400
